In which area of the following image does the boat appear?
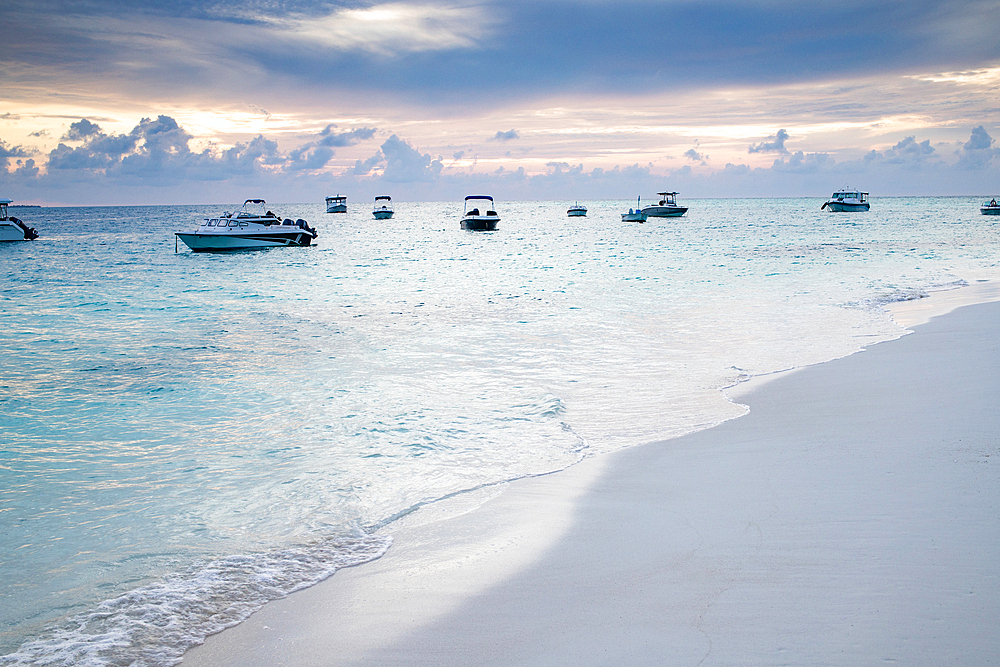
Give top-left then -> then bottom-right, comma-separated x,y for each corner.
175,199 -> 317,252
981,198 -> 1000,215
567,202 -> 588,217
821,189 -> 870,211
372,196 -> 394,220
0,198 -> 39,241
621,197 -> 646,222
326,195 -> 347,213
460,195 -> 500,230
641,191 -> 688,217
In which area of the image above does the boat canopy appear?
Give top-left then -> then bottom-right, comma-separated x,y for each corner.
326,194 -> 347,201
375,195 -> 391,201
656,192 -> 679,196
0,198 -> 12,205
465,195 -> 494,201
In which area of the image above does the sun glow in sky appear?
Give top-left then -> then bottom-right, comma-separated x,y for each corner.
1,0 -> 998,204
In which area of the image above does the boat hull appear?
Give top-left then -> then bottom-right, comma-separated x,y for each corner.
621,213 -> 646,222
823,201 -> 870,212
0,219 -> 38,241
641,205 -> 688,217
176,231 -> 315,251
461,215 -> 499,231
981,206 -> 1000,215
373,210 -> 394,220
326,205 -> 347,213
567,209 -> 587,217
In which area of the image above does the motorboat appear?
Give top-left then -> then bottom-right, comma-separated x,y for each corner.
567,202 -> 588,217
0,198 -> 39,241
621,197 -> 646,222
641,191 -> 688,217
175,199 -> 317,252
821,189 -> 870,211
372,195 -> 394,220
326,195 -> 347,213
981,198 -> 1000,215
460,195 -> 500,230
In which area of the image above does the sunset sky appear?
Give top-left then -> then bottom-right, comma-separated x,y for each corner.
1,0 -> 999,205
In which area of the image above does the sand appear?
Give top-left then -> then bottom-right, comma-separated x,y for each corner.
182,291 -> 1000,666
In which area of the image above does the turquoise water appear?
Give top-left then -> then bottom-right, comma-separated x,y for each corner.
1,197 -> 997,665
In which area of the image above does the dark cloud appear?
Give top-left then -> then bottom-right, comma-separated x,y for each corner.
749,129 -> 790,154
492,130 -> 520,142
7,0 -> 999,106
0,139 -> 31,160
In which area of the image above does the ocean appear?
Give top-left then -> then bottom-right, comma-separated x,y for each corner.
1,197 -> 996,665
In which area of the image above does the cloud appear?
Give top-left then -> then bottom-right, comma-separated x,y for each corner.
684,148 -> 707,163
0,139 -> 31,161
492,129 -> 520,142
62,119 -> 103,142
379,135 -> 443,182
318,125 -> 378,147
352,151 -> 385,175
749,129 -> 790,154
284,2 -> 495,55
955,125 -> 999,170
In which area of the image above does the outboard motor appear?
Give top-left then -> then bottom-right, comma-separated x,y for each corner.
296,219 -> 314,235
10,217 -> 38,240
283,218 -> 294,226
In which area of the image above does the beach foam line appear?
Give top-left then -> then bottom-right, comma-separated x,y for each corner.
184,296 -> 1000,666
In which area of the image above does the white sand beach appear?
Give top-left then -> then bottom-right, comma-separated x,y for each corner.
183,289 -> 1000,666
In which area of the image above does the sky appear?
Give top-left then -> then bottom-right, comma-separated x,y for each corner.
1,0 -> 999,205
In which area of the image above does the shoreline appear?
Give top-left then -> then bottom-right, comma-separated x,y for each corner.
183,287 -> 1000,665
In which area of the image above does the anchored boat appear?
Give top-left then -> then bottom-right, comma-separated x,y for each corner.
641,191 -> 688,218
0,198 -> 39,241
567,202 -> 588,217
325,195 -> 347,213
821,189 -> 870,212
460,195 -> 500,230
981,198 -> 1000,215
175,199 -> 317,252
372,196 -> 394,220
621,197 -> 646,222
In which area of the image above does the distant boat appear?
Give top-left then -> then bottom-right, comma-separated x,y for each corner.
0,198 -> 39,241
981,198 -> 1000,215
567,202 -> 588,217
461,195 -> 500,231
621,197 -> 646,222
641,191 -> 688,218
326,195 -> 347,213
821,189 -> 870,212
372,195 -> 394,220
176,199 -> 317,251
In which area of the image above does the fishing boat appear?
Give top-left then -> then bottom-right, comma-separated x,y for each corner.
0,198 -> 39,241
981,198 -> 1000,215
460,195 -> 500,230
567,202 -> 588,217
175,199 -> 317,252
641,191 -> 688,217
821,189 -> 870,211
621,197 -> 646,222
372,196 -> 394,220
325,195 -> 347,213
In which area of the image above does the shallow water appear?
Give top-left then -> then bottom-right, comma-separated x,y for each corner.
1,197 -> 997,665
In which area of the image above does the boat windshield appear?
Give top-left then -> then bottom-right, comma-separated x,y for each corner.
238,199 -> 267,217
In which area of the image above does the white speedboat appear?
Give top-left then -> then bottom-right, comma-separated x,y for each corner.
175,199 -> 317,252
0,198 -> 39,241
461,195 -> 500,230
821,189 -> 870,211
326,195 -> 347,213
641,191 -> 688,217
567,202 -> 588,217
621,197 -> 646,222
372,195 -> 394,220
981,198 -> 1000,215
